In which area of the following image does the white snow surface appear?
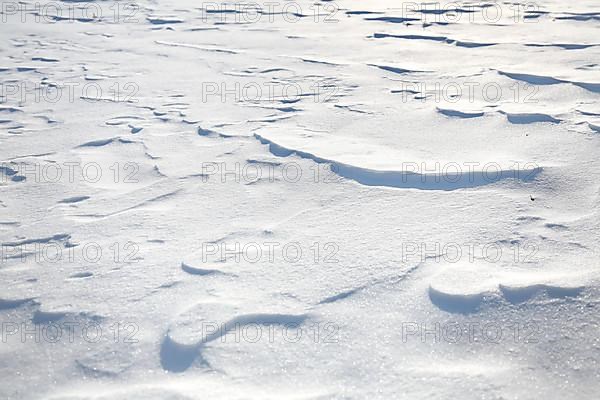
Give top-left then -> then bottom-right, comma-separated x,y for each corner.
1,0 -> 600,399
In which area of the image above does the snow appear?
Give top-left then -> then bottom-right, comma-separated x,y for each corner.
1,0 -> 599,398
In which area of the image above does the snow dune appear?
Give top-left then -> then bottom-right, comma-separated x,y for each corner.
1,0 -> 599,399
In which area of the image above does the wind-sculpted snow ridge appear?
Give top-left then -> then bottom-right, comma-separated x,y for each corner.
497,70 -> 600,93
254,133 -> 542,190
423,259 -> 593,314
428,283 -> 586,314
1,0 -> 600,398
160,301 -> 309,372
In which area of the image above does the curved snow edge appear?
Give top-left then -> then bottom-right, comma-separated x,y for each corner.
253,133 -> 542,190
